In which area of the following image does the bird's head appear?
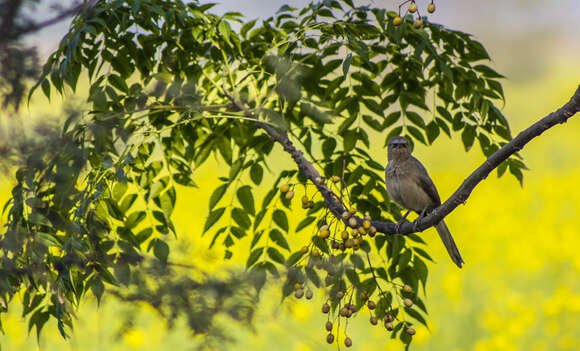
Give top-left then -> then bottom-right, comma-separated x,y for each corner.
387,136 -> 411,161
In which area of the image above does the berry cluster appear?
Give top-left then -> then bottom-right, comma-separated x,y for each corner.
393,1 -> 435,29
279,176 -> 421,347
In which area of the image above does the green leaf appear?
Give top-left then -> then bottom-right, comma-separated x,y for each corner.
295,216 -> 316,232
232,207 -> 251,229
152,239 -> 169,262
250,164 -> 264,185
406,111 -> 425,128
343,129 -> 357,152
209,184 -> 228,209
267,247 -> 285,264
350,254 -> 365,270
269,229 -> 290,251
413,256 -> 428,293
272,209 -> 289,232
343,53 -> 353,76
204,207 -> 226,232
247,247 -> 264,268
461,125 -> 476,151
236,185 -> 256,216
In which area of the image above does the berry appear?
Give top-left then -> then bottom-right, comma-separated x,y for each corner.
315,177 -> 323,184
300,246 -> 308,254
349,207 -> 357,215
322,303 -> 330,313
413,19 -> 423,29
409,1 -> 417,13
360,291 -> 368,300
319,225 -> 330,239
403,284 -> 413,293
385,321 -> 394,331
312,248 -> 320,257
285,190 -> 294,200
341,230 -> 349,240
344,337 -> 352,347
341,211 -> 350,220
345,238 -> 355,248
428,3 -> 435,13
325,321 -> 333,331
340,307 -> 349,317
362,220 -> 371,229
301,195 -> 309,203
348,217 -> 358,228
306,290 -> 313,300
295,288 -> 304,299
336,291 -> 344,299
404,298 -> 413,307
406,327 -> 416,335
393,16 -> 403,26
370,316 -> 378,325
367,300 -> 376,310
326,333 -> 334,344
280,184 -> 290,192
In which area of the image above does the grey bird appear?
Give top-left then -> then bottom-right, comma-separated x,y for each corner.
384,136 -> 464,268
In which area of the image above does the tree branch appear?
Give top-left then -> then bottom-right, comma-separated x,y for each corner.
226,85 -> 580,236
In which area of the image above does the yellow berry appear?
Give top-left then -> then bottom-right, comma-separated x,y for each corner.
349,207 -> 357,215
358,226 -> 366,235
312,248 -> 320,257
403,284 -> 413,293
300,246 -> 308,254
301,195 -> 309,203
341,230 -> 349,240
306,290 -> 313,299
406,327 -> 416,335
385,321 -> 394,331
409,2 -> 417,13
285,190 -> 294,200
348,217 -> 358,228
344,337 -> 352,347
345,238 -> 355,248
413,19 -> 423,29
336,291 -> 344,299
363,220 -> 371,229
404,298 -> 414,307
326,333 -> 334,344
393,16 -> 403,26
341,211 -> 350,220
280,184 -> 290,193
295,288 -> 304,298
427,3 -> 435,13
319,227 -> 330,239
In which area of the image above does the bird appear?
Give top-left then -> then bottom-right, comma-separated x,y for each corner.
384,136 -> 464,268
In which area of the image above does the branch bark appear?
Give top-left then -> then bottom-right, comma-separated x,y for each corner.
227,85 -> 580,236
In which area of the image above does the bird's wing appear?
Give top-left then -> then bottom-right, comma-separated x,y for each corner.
410,156 -> 441,206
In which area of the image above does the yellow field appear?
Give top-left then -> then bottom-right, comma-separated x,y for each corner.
1,49 -> 579,351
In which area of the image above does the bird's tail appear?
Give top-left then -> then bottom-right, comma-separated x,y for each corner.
435,221 -> 464,268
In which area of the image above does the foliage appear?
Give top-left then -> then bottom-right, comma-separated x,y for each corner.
0,0 -> 524,348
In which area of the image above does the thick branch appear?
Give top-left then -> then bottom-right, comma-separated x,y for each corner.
226,85 -> 580,236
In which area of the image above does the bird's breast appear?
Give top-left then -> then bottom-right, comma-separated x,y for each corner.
385,165 -> 432,212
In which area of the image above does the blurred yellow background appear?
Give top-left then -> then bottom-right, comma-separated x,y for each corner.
2,0 -> 580,350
